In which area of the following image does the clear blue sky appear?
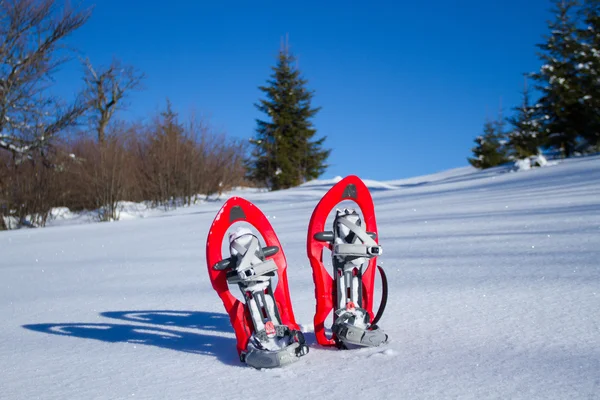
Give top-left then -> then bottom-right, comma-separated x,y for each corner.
55,0 -> 553,181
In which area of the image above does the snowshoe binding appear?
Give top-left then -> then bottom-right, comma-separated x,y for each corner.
206,197 -> 309,368
307,176 -> 388,348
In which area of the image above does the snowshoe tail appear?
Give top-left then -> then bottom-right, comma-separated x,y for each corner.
307,176 -> 388,348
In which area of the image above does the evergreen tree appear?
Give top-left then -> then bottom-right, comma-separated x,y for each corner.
468,118 -> 509,169
507,78 -> 544,158
576,0 -> 600,150
532,0 -> 586,157
247,48 -> 330,190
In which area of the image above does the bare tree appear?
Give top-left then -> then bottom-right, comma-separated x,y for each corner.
68,128 -> 134,222
0,0 -> 91,157
83,58 -> 144,143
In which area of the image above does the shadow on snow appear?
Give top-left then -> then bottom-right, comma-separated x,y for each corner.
100,310 -> 234,332
23,310 -> 241,367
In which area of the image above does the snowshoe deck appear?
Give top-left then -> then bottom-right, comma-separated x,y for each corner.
206,197 -> 307,367
307,175 -> 388,348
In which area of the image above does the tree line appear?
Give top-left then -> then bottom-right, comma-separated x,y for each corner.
0,1 -> 330,230
469,0 -> 600,169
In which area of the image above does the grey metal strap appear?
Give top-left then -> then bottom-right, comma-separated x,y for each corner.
228,235 -> 278,283
333,243 -> 382,257
226,259 -> 277,284
334,217 -> 382,257
337,217 -> 378,246
231,237 -> 262,271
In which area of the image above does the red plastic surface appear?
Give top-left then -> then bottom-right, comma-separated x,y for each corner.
306,176 -> 379,346
206,197 -> 300,355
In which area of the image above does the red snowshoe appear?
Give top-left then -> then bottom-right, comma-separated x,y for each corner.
307,176 -> 388,348
206,197 -> 309,368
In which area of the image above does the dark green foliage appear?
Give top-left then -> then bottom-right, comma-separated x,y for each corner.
532,0 -> 586,157
469,0 -> 600,162
246,49 -> 330,190
507,79 -> 544,158
576,0 -> 600,150
468,119 -> 510,169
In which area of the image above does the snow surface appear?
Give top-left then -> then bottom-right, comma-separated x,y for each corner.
1,156 -> 600,399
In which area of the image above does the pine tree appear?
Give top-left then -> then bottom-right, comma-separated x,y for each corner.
468,118 -> 509,169
247,47 -> 330,190
576,0 -> 600,150
507,78 -> 544,158
532,0 -> 586,157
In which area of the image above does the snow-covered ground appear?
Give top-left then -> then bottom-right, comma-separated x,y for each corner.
1,156 -> 599,399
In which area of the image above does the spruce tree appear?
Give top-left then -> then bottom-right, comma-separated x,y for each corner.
532,0 -> 586,157
247,48 -> 330,190
468,118 -> 509,169
507,78 -> 544,158
576,0 -> 600,150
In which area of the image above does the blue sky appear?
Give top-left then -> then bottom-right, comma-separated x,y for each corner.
55,0 -> 553,180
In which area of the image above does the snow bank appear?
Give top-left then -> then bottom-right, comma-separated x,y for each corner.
301,176 -> 397,190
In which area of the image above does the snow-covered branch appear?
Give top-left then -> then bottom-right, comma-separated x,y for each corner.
0,0 -> 92,156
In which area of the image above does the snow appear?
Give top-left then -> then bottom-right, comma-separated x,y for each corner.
39,202 -> 156,227
0,139 -> 32,155
513,157 -> 532,171
576,62 -> 592,70
302,176 -> 397,190
2,156 -> 600,399
12,194 -> 263,228
513,155 -> 553,172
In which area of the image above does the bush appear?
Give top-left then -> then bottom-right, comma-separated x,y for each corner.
0,107 -> 248,230
0,148 -> 70,228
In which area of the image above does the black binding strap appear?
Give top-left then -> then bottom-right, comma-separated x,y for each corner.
371,265 -> 388,326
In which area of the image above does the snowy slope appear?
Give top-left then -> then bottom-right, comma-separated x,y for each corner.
1,156 -> 599,400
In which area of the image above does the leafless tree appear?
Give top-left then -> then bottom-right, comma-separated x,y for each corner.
82,58 -> 144,144
67,127 -> 134,222
0,0 -> 91,157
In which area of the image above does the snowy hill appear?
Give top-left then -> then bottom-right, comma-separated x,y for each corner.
1,156 -> 599,399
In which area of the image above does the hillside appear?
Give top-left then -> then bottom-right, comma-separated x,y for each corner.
1,156 -> 599,400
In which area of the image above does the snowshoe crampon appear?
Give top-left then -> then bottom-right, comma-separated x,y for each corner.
307,176 -> 389,348
206,197 -> 309,368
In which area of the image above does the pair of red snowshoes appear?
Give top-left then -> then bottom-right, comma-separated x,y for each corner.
205,175 -> 388,369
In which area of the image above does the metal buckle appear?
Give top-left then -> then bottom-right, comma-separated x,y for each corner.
367,246 -> 382,256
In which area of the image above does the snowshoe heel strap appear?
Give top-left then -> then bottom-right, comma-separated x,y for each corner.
242,329 -> 309,369
243,343 -> 301,369
333,322 -> 388,347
